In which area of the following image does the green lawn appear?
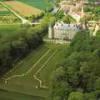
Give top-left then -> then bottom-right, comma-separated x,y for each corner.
37,45 -> 66,86
0,25 -> 21,48
17,0 -> 53,10
0,25 -> 20,39
0,24 -> 20,34
0,89 -> 44,100
0,43 -> 67,100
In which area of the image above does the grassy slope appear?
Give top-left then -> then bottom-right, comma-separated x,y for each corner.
37,45 -> 66,86
0,25 -> 21,38
0,43 -> 67,100
0,24 -> 20,34
0,25 -> 21,49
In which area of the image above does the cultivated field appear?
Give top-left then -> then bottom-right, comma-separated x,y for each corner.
18,0 -> 53,10
0,4 -> 7,11
4,1 -> 42,17
0,4 -> 11,17
0,3 -> 21,24
0,43 -> 67,100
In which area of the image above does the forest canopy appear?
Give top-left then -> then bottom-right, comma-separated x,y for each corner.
51,30 -> 100,100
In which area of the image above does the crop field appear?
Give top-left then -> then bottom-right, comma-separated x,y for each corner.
4,1 -> 42,17
0,3 -> 21,24
0,4 -> 11,16
17,0 -> 53,10
0,4 -> 6,11
0,43 -> 67,100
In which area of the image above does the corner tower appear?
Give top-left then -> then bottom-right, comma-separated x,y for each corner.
48,24 -> 53,39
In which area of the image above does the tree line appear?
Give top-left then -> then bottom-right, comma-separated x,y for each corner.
0,14 -> 55,77
0,26 -> 43,76
51,30 -> 100,100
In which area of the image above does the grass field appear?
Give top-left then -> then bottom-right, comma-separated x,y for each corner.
0,24 -> 20,32
0,24 -> 21,48
0,43 -> 67,100
0,24 -> 21,39
17,0 -> 53,10
0,89 -> 44,100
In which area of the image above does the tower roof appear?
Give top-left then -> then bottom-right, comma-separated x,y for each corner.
54,22 -> 79,30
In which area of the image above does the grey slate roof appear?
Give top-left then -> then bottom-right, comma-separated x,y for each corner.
54,22 -> 79,30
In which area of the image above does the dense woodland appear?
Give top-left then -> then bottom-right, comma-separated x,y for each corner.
51,30 -> 100,100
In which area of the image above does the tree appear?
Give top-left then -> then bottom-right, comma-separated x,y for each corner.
88,0 -> 96,9
63,15 -> 76,24
84,92 -> 96,100
68,92 -> 84,100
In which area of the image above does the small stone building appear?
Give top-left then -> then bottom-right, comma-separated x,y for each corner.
48,21 -> 80,40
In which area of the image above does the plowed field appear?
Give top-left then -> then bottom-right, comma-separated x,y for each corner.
4,1 -> 42,16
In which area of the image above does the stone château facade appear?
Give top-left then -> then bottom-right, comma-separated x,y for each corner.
48,21 -> 80,40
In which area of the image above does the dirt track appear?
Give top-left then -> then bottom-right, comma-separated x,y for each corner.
4,1 -> 41,16
0,4 -> 7,11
